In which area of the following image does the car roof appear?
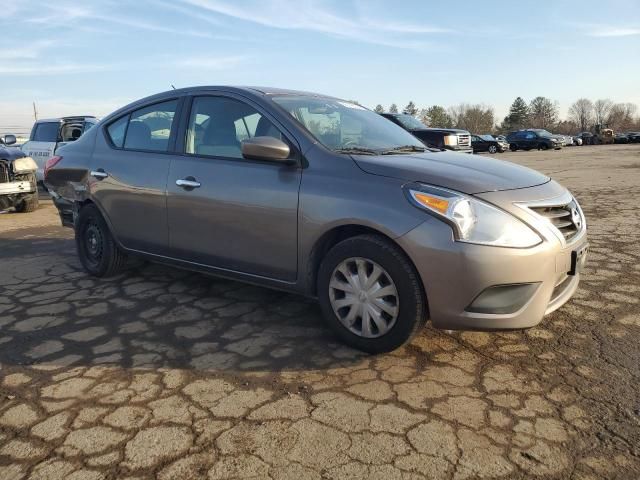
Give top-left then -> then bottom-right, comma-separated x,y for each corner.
36,116 -> 97,123
165,85 -> 342,100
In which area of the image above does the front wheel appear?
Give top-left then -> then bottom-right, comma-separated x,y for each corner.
14,192 -> 39,213
488,145 -> 497,154
539,143 -> 549,150
510,144 -> 518,151
317,235 -> 427,353
75,204 -> 128,277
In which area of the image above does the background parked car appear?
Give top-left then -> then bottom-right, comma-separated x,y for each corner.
614,133 -> 629,144
21,116 -> 98,183
380,113 -> 473,154
573,136 -> 583,146
506,129 -> 562,151
0,135 -> 39,213
471,134 -> 508,154
576,132 -> 594,145
625,132 -> 640,143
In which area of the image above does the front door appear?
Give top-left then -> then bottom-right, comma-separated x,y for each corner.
166,95 -> 301,282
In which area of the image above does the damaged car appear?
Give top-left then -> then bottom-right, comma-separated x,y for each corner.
0,135 -> 39,213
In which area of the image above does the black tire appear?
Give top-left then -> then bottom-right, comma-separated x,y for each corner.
539,143 -> 549,150
14,193 -> 39,213
75,204 -> 127,277
510,144 -> 518,151
317,234 -> 427,354
488,145 -> 497,154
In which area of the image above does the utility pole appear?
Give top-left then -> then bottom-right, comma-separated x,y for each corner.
33,102 -> 38,121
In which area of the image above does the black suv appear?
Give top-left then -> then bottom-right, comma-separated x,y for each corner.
380,113 -> 472,154
471,134 -> 509,154
506,129 -> 561,151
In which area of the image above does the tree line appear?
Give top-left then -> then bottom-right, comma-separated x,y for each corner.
372,97 -> 639,134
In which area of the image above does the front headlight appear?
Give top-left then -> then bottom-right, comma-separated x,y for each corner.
12,156 -> 38,174
405,184 -> 542,248
443,135 -> 458,146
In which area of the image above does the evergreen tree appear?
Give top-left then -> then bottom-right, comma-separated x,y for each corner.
389,103 -> 399,113
373,104 -> 384,113
529,97 -> 558,129
502,97 -> 529,131
403,101 -> 418,116
420,105 -> 453,128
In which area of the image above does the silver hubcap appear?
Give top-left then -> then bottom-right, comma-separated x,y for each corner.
329,257 -> 399,338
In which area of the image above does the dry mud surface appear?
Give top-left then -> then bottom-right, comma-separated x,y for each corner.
0,144 -> 639,479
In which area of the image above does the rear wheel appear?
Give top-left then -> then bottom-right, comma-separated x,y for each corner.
510,144 -> 518,151
318,234 -> 427,353
75,204 -> 127,277
539,143 -> 549,150
488,145 -> 497,154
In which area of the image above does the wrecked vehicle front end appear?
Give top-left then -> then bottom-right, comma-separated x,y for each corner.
0,140 -> 39,213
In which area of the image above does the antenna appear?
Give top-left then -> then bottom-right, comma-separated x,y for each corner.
33,101 -> 38,121
171,84 -> 176,90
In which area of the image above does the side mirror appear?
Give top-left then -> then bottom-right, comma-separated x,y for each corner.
3,134 -> 17,146
241,136 -> 291,162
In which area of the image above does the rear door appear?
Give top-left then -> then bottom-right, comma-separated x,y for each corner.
166,93 -> 301,282
91,98 -> 182,254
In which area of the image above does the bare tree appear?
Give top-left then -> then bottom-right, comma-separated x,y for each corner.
607,103 -> 637,131
529,96 -> 558,129
568,99 -> 594,132
594,99 -> 614,125
448,104 -> 495,133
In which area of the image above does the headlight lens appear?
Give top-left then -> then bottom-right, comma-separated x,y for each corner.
406,185 -> 542,248
13,156 -> 38,174
443,135 -> 458,146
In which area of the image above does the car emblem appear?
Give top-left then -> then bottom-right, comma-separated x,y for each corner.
571,208 -> 582,229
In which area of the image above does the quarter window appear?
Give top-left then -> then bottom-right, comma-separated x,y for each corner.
186,96 -> 283,158
107,116 -> 128,148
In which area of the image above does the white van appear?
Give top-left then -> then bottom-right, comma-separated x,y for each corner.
21,116 -> 98,183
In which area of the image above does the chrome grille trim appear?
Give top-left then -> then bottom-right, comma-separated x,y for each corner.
0,161 -> 10,184
521,192 -> 585,244
457,134 -> 470,146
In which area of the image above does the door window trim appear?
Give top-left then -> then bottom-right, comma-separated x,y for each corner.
177,92 -> 302,166
102,97 -> 186,154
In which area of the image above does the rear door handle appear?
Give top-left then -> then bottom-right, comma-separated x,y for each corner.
90,169 -> 108,179
176,177 -> 201,189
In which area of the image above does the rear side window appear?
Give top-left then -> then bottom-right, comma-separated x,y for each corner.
32,122 -> 59,142
124,100 -> 178,152
107,116 -> 128,148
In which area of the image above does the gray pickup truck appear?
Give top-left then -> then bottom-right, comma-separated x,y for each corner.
0,135 -> 39,213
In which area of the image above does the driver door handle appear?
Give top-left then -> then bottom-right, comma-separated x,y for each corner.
176,177 -> 201,189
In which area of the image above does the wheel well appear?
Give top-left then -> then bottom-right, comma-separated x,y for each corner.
307,224 -> 423,298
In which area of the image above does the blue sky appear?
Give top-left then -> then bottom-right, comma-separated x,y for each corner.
1,0 -> 638,132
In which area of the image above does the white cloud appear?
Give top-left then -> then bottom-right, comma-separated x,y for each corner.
0,62 -> 112,76
174,55 -> 248,69
588,26 -> 640,37
179,0 -> 453,49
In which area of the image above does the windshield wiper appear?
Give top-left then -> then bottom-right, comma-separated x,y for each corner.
334,146 -> 379,155
380,145 -> 427,155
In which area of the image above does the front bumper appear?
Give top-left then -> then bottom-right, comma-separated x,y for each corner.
0,181 -> 35,195
397,186 -> 587,330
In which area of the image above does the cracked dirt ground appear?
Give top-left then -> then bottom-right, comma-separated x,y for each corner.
1,144 -> 639,480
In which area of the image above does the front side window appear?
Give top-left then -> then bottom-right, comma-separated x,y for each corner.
272,96 -> 424,153
186,96 -> 282,158
123,100 -> 178,152
32,122 -> 60,142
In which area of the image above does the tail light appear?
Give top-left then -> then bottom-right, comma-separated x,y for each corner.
44,155 -> 63,179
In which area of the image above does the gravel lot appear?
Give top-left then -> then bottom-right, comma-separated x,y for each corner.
1,144 -> 639,480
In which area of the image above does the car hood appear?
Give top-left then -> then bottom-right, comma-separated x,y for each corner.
352,151 -> 550,194
0,145 -> 26,161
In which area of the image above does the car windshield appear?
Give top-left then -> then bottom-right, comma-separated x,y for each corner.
393,114 -> 427,130
271,95 -> 425,153
535,130 -> 553,138
480,135 -> 495,141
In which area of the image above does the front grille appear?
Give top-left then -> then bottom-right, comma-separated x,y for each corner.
529,198 -> 582,242
457,134 -> 470,146
0,161 -> 9,184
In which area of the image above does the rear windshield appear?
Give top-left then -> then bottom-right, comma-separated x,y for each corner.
393,114 -> 427,130
31,122 -> 60,142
